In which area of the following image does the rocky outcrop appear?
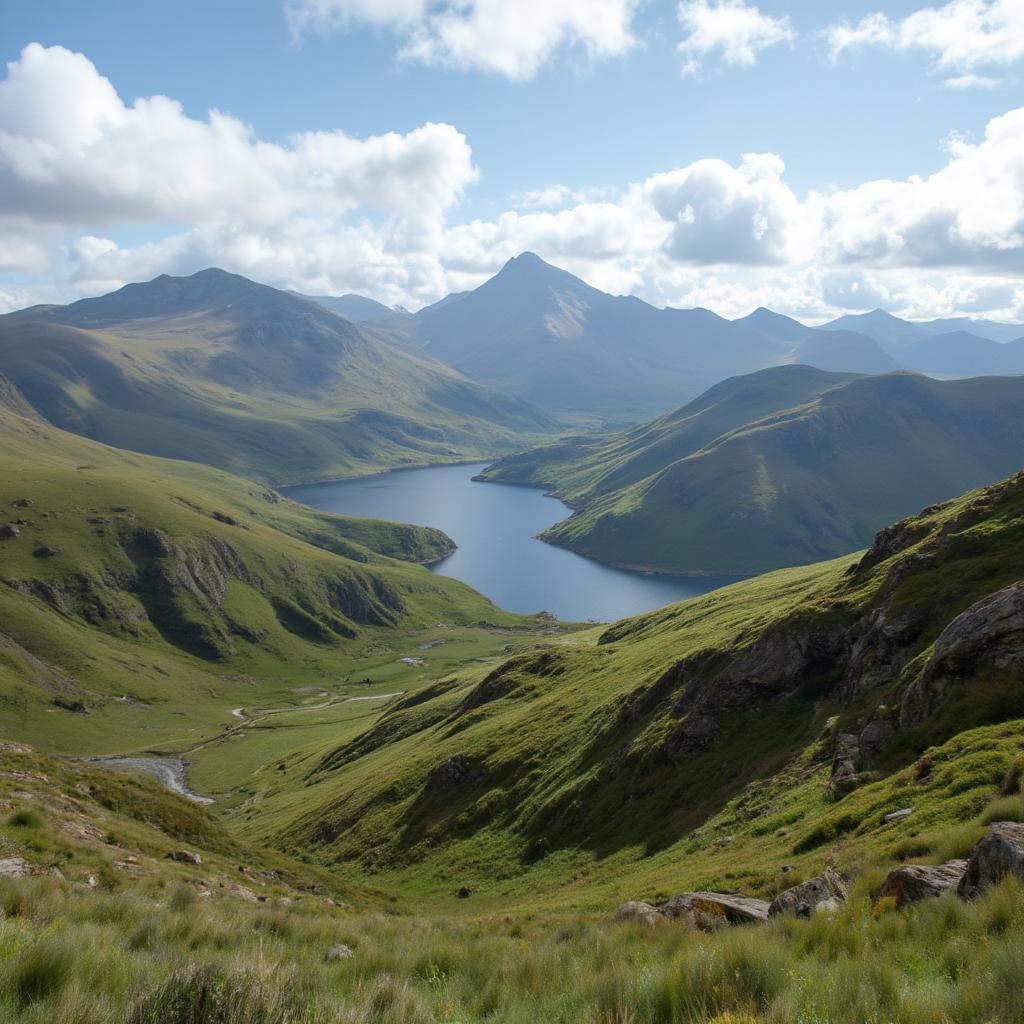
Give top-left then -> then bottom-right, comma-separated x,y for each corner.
658,892 -> 770,929
614,901 -> 663,926
958,821 -> 1024,899
879,860 -> 966,906
901,583 -> 1024,729
769,868 -> 847,917
829,719 -> 896,794
166,850 -> 203,866
428,753 -> 478,790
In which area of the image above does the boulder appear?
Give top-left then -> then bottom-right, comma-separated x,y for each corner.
0,856 -> 30,878
958,821 -> 1024,899
166,850 -> 202,866
883,807 -> 913,824
0,524 -> 20,539
769,867 -> 847,918
878,860 -> 966,906
326,944 -> 354,962
614,901 -> 663,926
829,733 -> 861,794
428,753 -> 477,790
658,892 -> 769,930
901,583 -> 1024,729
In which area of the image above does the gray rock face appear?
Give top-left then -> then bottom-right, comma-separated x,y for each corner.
428,753 -> 476,790
769,867 -> 847,918
883,808 -> 914,824
901,583 -> 1024,729
958,821 -> 1024,899
0,856 -> 30,877
166,850 -> 202,866
658,892 -> 770,930
614,901 -> 663,926
879,860 -> 966,906
830,733 -> 862,794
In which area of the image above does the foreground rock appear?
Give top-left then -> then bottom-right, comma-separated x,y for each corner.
0,856 -> 30,878
879,860 -> 967,906
614,901 -> 663,926
958,821 -> 1024,899
769,868 -> 847,917
659,892 -> 770,930
326,944 -> 354,962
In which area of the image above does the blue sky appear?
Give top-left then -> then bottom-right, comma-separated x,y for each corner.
1,0 -> 1023,321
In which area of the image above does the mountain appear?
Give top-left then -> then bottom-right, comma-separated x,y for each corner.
398,252 -> 794,418
818,309 -> 927,350
297,292 -> 405,322
917,316 -> 1024,343
0,371 -> 542,752
480,367 -> 1024,575
900,331 -> 1024,378
789,329 -> 901,374
731,305 -> 810,343
259,468 -> 1024,913
0,269 -> 553,485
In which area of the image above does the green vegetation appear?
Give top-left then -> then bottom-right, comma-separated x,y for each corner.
480,366 -> 1024,575
0,373 -> 563,755
0,269 -> 554,485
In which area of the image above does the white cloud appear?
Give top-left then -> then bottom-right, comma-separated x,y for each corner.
945,72 -> 999,87
827,0 -> 1024,86
0,43 -> 477,230
677,0 -> 795,75
3,43 -> 1024,325
285,0 -> 638,79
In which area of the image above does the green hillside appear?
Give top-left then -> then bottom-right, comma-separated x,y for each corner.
0,374 -> 564,757
245,467 -> 1024,910
481,367 -> 1024,575
0,269 -> 554,485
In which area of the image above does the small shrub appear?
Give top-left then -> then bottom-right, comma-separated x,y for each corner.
1001,753 -> 1024,796
9,936 -> 74,1007
979,794 -> 1024,825
8,808 -> 43,829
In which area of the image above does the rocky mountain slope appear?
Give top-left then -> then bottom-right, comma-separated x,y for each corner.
248,469 -> 1024,908
0,269 -> 553,484
480,367 -> 1024,575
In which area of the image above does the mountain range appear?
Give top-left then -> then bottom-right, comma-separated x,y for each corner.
0,269 -> 553,485
314,253 -> 1024,419
480,366 -> 1024,575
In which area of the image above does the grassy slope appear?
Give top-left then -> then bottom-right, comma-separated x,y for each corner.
0,270 -> 554,485
243,469 -> 1024,913
7,740 -> 1024,1023
0,378 -> 565,756
481,368 -> 1024,575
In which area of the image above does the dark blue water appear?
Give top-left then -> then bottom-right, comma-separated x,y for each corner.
284,463 -> 733,622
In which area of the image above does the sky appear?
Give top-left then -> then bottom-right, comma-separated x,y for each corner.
1,0 -> 1023,321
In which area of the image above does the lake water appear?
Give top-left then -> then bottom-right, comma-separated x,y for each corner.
284,463 -> 735,622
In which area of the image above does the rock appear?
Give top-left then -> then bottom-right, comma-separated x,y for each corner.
326,944 -> 354,962
428,754 -> 477,790
166,850 -> 202,866
32,546 -> 61,558
10,498 -> 32,508
901,583 -> 1024,729
958,822 -> 1024,899
658,892 -> 769,930
0,857 -> 30,877
769,867 -> 848,918
455,886 -> 472,899
830,733 -> 861,794
0,524 -> 20,539
883,807 -> 913,824
878,860 -> 967,906
858,719 -> 895,765
614,901 -> 662,926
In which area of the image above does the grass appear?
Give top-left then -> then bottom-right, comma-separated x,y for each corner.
481,369 -> 1024,575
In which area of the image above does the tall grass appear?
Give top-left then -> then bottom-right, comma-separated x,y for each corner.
1,877 -> 1024,1022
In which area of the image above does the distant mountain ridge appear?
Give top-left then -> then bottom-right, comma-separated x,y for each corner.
350,254 -> 1024,418
0,268 -> 554,484
480,366 -> 1024,575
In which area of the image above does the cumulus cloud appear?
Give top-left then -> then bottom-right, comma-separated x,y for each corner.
3,42 -> 1024,324
0,43 -> 477,230
827,0 -> 1024,86
285,0 -> 638,79
676,0 -> 795,75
